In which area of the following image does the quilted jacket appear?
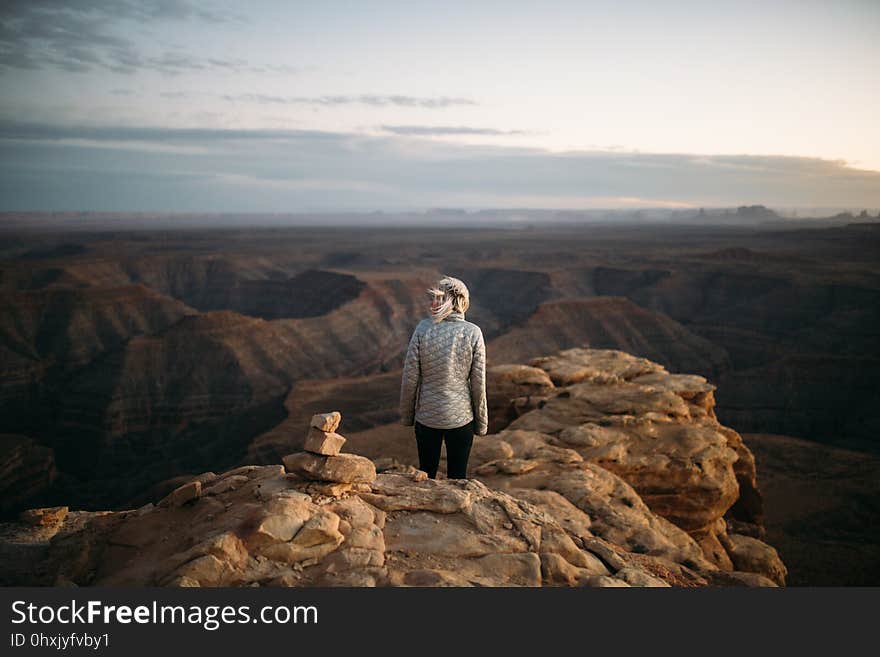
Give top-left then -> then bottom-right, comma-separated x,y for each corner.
399,311 -> 488,435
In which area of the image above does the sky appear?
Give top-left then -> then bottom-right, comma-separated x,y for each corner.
0,0 -> 878,212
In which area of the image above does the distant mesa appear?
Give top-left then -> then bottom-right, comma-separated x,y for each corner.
426,208 -> 468,215
233,268 -> 367,320
487,296 -> 730,382
734,205 -> 780,222
700,247 -> 757,260
148,266 -> 367,320
456,267 -> 553,329
19,243 -> 88,260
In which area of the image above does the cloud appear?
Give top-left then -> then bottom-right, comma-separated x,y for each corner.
1,119 -> 879,212
222,94 -> 477,108
159,91 -> 202,99
379,125 -> 528,136
0,120 -> 347,143
0,0 -> 294,76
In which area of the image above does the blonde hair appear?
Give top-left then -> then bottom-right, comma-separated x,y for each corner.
428,275 -> 470,323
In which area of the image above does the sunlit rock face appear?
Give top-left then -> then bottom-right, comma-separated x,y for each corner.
3,349 -> 785,588
470,348 -> 781,580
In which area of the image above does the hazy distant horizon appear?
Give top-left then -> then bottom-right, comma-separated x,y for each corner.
1,1 -> 878,211
2,205 -> 877,233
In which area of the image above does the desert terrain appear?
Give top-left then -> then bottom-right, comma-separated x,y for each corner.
0,209 -> 878,585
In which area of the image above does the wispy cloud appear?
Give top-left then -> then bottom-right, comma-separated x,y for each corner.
159,91 -> 204,99
0,0 -> 300,76
0,120 -> 345,142
1,120 -> 878,211
379,125 -> 528,136
222,94 -> 477,108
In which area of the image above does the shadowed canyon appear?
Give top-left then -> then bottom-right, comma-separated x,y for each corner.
1,213 -> 878,585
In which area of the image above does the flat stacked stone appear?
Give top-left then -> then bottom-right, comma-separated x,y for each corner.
303,411 -> 346,455
283,412 -> 376,494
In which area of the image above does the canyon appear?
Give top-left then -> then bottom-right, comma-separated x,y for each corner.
0,217 -> 877,584
2,349 -> 786,587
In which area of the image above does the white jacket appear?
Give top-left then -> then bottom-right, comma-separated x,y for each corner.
399,311 -> 488,435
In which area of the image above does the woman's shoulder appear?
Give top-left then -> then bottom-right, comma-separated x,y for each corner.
461,320 -> 484,338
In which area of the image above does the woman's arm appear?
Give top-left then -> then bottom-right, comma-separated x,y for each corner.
469,328 -> 488,435
399,325 -> 422,426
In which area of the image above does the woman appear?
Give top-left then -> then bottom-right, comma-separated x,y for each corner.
399,275 -> 488,479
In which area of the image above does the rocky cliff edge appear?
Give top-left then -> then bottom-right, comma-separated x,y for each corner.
0,348 -> 786,587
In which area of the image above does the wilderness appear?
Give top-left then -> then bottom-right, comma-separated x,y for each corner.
1,208 -> 877,586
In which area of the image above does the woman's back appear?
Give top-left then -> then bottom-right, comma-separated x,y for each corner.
399,310 -> 488,435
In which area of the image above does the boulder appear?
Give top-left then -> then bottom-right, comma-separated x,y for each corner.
19,506 -> 68,528
310,411 -> 342,433
283,452 -> 376,484
303,428 -> 346,456
726,533 -> 788,586
158,481 -> 201,508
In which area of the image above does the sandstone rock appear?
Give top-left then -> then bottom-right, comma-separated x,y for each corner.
292,511 -> 343,548
14,347 -> 782,589
726,533 -> 788,586
317,568 -> 382,587
326,496 -> 380,529
321,547 -> 385,573
703,570 -> 779,587
298,482 -> 357,497
260,536 -> 344,564
203,475 -> 249,496
530,348 -> 665,386
158,481 -> 201,507
580,575 -> 631,587
172,554 -> 236,586
246,504 -> 312,549
345,525 -> 385,551
283,452 -> 376,484
249,465 -> 286,480
303,428 -> 346,456
26,447 -> 736,588
163,531 -> 249,579
496,458 -> 539,475
540,523 -> 608,572
358,474 -> 471,513
477,458 -> 714,572
577,536 -> 630,572
463,552 -> 543,586
399,569 -> 473,587
495,430 -> 583,464
383,501 -> 532,558
487,364 -> 555,433
470,436 -> 514,463
493,350 -> 754,571
373,459 -> 428,480
220,465 -> 262,478
614,566 -> 671,587
692,524 -> 735,570
166,576 -> 200,587
310,411 -> 342,433
630,372 -> 715,400
541,552 -> 608,585
509,488 -> 593,537
20,506 -> 68,527
490,364 -> 555,391
558,422 -> 626,448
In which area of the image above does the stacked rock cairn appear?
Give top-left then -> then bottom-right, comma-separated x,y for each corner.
282,411 -> 377,496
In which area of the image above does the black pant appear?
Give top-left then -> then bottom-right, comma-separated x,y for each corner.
414,420 -> 474,479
